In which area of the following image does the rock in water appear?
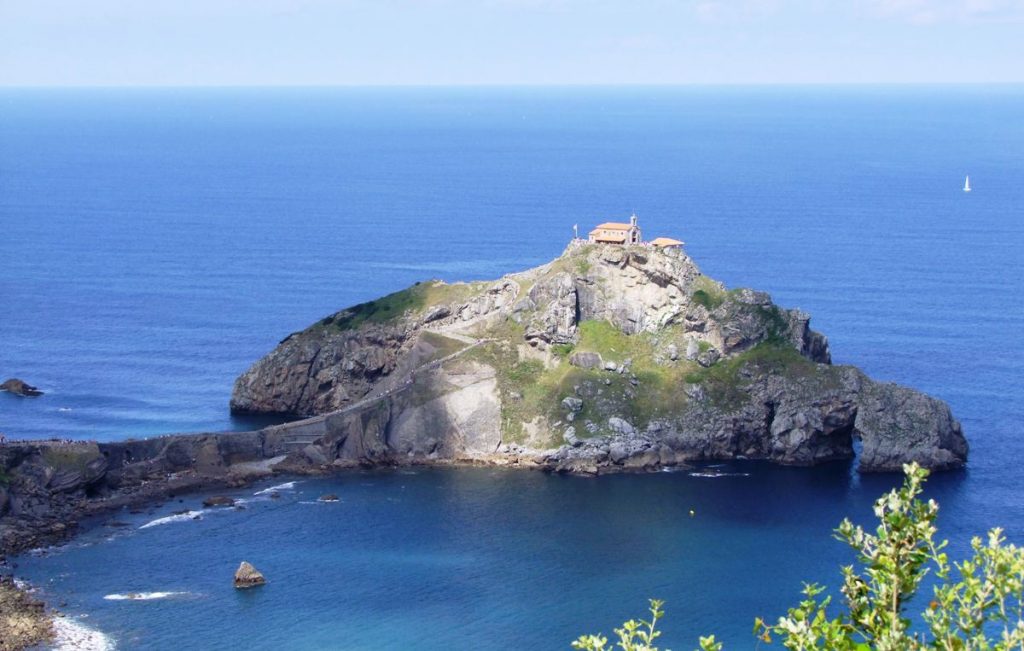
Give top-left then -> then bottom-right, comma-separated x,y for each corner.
202,496 -> 236,508
233,561 -> 266,589
318,494 -> 339,502
1,378 -> 43,397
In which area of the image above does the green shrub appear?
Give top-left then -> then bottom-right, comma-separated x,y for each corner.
573,600 -> 666,651
691,289 -> 724,311
552,343 -> 576,358
574,463 -> 1024,650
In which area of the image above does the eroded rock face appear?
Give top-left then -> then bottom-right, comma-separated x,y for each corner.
574,246 -> 700,334
855,382 -> 967,472
230,324 -> 411,416
523,272 -> 579,345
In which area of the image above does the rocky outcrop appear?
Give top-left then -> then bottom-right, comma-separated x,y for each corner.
233,561 -> 266,589
228,242 -> 966,476
0,576 -> 53,650
545,366 -> 965,474
229,323 -> 411,416
854,381 -> 968,472
0,432 -> 292,556
0,379 -> 43,397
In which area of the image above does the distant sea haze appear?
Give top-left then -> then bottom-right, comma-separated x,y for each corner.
3,86 -> 1023,649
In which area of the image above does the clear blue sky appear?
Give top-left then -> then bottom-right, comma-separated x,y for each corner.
2,0 -> 1022,86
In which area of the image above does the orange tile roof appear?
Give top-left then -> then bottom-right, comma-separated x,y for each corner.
592,222 -> 633,231
650,237 -> 684,247
591,234 -> 627,244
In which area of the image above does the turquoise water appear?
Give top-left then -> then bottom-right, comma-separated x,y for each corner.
3,86 -> 1024,648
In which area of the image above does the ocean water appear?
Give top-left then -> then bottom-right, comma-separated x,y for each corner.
3,86 -> 1024,648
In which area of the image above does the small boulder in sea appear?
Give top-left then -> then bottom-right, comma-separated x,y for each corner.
233,561 -> 266,589
1,378 -> 43,397
318,493 -> 339,502
202,496 -> 236,508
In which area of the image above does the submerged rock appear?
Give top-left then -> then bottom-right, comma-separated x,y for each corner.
1,378 -> 43,397
233,561 -> 266,589
202,496 -> 236,508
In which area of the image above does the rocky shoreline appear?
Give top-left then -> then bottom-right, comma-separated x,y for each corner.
0,576 -> 53,651
0,415 -> 964,561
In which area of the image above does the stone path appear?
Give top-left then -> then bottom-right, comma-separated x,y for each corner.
270,334 -> 493,449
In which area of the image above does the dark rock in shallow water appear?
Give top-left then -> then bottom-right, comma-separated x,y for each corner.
202,496 -> 236,508
318,493 -> 339,502
1,378 -> 43,397
233,561 -> 266,589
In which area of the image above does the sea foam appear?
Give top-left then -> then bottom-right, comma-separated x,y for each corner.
689,471 -> 751,478
254,481 -> 296,495
104,591 -> 189,601
51,616 -> 114,651
138,511 -> 203,529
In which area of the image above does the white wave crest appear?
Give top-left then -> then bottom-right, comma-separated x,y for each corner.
138,511 -> 202,529
104,591 -> 189,601
689,471 -> 751,478
254,481 -> 296,495
51,616 -> 114,651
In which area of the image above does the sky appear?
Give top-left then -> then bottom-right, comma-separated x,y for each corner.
1,0 -> 1023,86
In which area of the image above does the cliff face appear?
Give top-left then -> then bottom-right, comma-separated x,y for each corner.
230,242 -> 967,474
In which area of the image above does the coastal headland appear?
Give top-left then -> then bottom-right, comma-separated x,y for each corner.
2,237 -> 967,561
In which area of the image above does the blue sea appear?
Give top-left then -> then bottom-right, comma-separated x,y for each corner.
2,86 -> 1024,649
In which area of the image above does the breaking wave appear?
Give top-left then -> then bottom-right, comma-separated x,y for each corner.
254,481 -> 296,495
138,511 -> 203,529
104,591 -> 190,601
51,616 -> 114,650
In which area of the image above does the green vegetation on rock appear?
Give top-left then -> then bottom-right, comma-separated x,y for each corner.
316,280 -> 485,332
684,341 -> 817,407
691,276 -> 726,310
575,464 -> 1024,650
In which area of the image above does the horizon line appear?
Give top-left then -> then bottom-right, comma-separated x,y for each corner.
3,81 -> 1024,90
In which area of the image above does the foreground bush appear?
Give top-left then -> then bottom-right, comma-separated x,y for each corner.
573,463 -> 1024,650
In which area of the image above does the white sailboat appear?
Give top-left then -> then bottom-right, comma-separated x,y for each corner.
964,175 -> 971,192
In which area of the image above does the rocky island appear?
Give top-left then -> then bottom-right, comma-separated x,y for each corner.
0,237 -> 967,560
231,238 -> 967,475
